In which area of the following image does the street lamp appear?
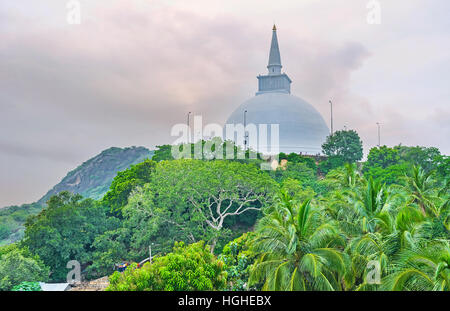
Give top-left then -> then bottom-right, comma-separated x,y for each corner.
329,100 -> 333,135
376,122 -> 381,147
149,242 -> 158,264
187,112 -> 192,144
243,110 -> 248,151
138,242 -> 159,266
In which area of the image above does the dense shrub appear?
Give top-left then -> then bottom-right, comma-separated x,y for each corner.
0,246 -> 49,291
107,241 -> 227,291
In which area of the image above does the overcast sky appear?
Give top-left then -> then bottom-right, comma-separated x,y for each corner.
1,0 -> 449,207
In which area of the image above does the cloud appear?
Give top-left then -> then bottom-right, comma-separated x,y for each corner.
0,0 -> 449,206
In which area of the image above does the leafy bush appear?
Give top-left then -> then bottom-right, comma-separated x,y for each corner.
0,203 -> 43,245
12,281 -> 42,291
107,241 -> 227,291
23,192 -> 117,281
269,162 -> 316,186
101,159 -> 156,214
0,220 -> 13,240
318,155 -> 345,175
321,130 -> 363,163
278,153 -> 317,171
218,232 -> 256,290
364,163 -> 411,185
0,246 -> 49,291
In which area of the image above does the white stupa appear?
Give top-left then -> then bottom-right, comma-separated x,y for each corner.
226,25 -> 329,154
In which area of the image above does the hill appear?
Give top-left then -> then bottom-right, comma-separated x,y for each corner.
0,146 -> 154,245
38,146 -> 154,204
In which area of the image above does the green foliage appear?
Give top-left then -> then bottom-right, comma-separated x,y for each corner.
101,159 -> 156,214
92,159 -> 278,270
219,232 -> 256,290
363,145 -> 447,186
269,162 -> 316,186
318,155 -> 346,175
40,146 -> 154,204
249,193 -> 347,290
1,146 -> 153,246
279,153 -> 317,171
269,155 -> 329,195
249,160 -> 448,291
151,144 -> 174,162
397,166 -> 445,217
129,159 -> 277,253
381,241 -> 449,291
363,145 -> 410,186
88,227 -> 131,277
0,245 -> 49,291
11,281 -> 42,291
2,138 -> 448,292
0,221 -> 13,241
0,203 -> 43,245
321,130 -> 363,163
435,155 -> 450,180
22,191 -> 118,281
364,163 -> 411,186
280,178 -> 317,203
365,146 -> 401,170
156,138 -> 264,164
107,241 -> 227,291
323,163 -> 364,190
395,146 -> 441,173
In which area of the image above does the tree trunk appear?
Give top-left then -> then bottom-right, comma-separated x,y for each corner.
208,222 -> 223,254
210,237 -> 217,254
419,203 -> 426,216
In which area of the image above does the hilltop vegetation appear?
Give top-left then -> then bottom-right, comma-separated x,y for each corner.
0,133 -> 448,291
39,146 -> 154,203
0,203 -> 42,246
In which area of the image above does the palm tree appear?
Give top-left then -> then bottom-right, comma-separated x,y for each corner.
322,190 -> 361,239
344,176 -> 392,234
399,166 -> 439,216
344,209 -> 420,290
345,231 -> 390,290
381,241 -> 450,291
248,192 -> 347,290
320,165 -> 371,239
325,163 -> 365,190
342,177 -> 431,290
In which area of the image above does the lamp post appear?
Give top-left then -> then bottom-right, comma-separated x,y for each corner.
187,112 -> 192,144
329,100 -> 333,135
243,110 -> 248,151
149,243 -> 154,264
138,242 -> 159,266
376,122 -> 381,147
149,242 -> 159,264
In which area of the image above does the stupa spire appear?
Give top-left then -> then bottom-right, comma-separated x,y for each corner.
268,24 -> 282,74
256,25 -> 291,95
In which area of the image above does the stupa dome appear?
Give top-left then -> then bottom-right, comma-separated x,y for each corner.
226,93 -> 329,154
226,25 -> 329,154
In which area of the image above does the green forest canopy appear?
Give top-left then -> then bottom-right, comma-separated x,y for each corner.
0,135 -> 448,291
